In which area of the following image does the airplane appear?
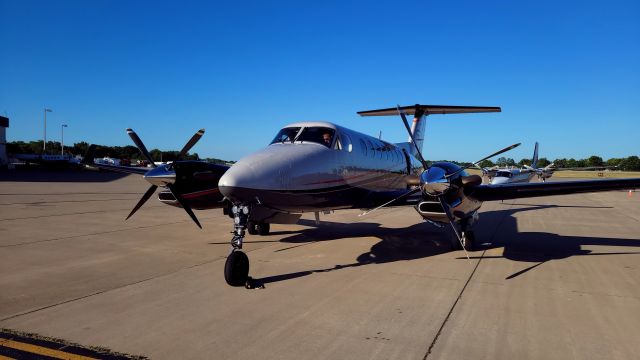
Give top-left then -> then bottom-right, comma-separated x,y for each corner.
481,143 -> 618,183
481,142 -> 546,184
95,104 -> 640,288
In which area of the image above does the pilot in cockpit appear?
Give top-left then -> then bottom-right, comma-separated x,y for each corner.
322,132 -> 332,147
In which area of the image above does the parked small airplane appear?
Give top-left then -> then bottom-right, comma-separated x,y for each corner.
481,143 -> 618,183
89,104 -> 640,287
482,142 -> 546,184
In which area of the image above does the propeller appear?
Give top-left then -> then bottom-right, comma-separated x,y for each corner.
127,128 -> 156,168
125,128 -> 205,228
397,105 -> 428,169
359,188 -> 421,217
445,143 -> 521,179
438,196 -> 469,259
167,183 -> 202,229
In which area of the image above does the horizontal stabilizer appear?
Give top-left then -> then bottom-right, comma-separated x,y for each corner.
357,104 -> 501,117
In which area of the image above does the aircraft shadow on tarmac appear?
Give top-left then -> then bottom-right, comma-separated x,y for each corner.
241,204 -> 640,287
0,168 -> 131,182
462,203 -> 640,279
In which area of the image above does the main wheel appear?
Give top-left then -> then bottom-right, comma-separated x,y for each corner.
224,250 -> 249,286
256,222 -> 270,236
462,231 -> 475,251
247,221 -> 258,235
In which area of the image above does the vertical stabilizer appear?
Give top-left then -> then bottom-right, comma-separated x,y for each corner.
408,109 -> 427,158
531,142 -> 539,169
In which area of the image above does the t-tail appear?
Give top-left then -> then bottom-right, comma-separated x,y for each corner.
357,104 -> 501,159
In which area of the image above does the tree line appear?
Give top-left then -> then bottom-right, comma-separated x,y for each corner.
475,155 -> 640,171
6,140 -> 231,164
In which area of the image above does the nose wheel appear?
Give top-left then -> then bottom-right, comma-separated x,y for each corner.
225,249 -> 249,286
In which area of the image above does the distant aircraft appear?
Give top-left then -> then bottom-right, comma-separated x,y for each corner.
481,143 -> 617,183
13,153 -> 82,168
482,142 -> 544,184
90,104 -> 640,287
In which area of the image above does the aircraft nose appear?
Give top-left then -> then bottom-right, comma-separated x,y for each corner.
218,161 -> 263,204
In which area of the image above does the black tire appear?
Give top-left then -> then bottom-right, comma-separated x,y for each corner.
247,221 -> 258,235
256,222 -> 270,236
462,231 -> 475,251
224,250 -> 249,286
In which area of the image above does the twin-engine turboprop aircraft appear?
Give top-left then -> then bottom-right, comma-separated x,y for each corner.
92,104 -> 640,287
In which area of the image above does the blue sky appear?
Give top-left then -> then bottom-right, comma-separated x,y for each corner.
1,0 -> 638,162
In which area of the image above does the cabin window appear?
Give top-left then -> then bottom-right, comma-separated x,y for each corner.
270,127 -> 301,144
342,133 -> 353,152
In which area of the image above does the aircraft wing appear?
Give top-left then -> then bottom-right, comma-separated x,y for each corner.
357,104 -> 501,117
85,162 -> 149,175
467,178 -> 640,202
82,144 -> 149,175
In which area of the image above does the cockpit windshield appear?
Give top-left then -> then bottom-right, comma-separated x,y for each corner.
270,126 -> 336,148
297,127 -> 335,147
496,171 -> 512,178
270,127 -> 301,144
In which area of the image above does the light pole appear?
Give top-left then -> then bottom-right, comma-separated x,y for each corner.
43,108 -> 52,152
61,124 -> 68,155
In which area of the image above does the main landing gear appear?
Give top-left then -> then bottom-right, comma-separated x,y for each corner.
224,205 -> 271,286
451,218 -> 475,251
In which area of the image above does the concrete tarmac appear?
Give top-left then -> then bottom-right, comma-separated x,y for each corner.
1,170 -> 639,359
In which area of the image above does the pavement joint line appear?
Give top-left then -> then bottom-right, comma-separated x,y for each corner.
423,249 -> 485,359
0,241 -> 270,322
0,205 -> 165,222
423,201 -> 516,359
0,255 -> 228,323
0,217 -> 218,248
0,198 -> 140,206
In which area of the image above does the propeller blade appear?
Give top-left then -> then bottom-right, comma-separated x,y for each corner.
472,142 -> 521,168
126,184 -> 158,220
397,105 -> 428,169
176,129 -> 205,161
359,188 -> 421,217
438,196 -> 470,260
166,183 -> 202,229
446,142 -> 521,179
127,128 -> 157,168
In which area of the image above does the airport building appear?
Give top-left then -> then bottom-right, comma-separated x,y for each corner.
0,116 -> 8,168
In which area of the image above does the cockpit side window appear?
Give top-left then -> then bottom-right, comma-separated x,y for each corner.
270,127 -> 301,144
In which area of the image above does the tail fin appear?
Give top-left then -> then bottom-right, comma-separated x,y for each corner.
531,142 -> 539,169
408,112 -> 427,158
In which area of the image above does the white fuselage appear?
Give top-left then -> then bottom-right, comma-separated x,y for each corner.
489,168 -> 536,185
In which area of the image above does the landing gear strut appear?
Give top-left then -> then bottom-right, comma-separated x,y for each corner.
459,217 -> 475,251
225,205 -> 251,286
450,218 -> 475,251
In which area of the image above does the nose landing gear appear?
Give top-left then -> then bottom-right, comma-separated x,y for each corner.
225,205 -> 251,286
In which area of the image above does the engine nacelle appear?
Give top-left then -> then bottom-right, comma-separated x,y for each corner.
415,200 -> 450,223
